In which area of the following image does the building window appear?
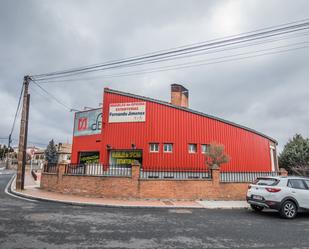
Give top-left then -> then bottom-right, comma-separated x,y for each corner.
163,143 -> 173,153
149,143 -> 159,152
188,144 -> 197,153
201,144 -> 210,154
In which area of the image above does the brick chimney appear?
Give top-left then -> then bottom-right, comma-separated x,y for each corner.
171,84 -> 189,108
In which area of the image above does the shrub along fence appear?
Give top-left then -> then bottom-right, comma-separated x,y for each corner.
41,162 -> 287,200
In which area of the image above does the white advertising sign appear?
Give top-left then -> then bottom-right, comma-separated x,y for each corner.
74,109 -> 102,137
109,102 -> 146,123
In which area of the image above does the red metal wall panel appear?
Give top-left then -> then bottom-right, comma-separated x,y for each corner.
98,90 -> 272,172
71,134 -> 102,163
72,89 -> 273,172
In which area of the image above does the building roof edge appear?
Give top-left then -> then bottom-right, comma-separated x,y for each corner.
104,88 -> 278,144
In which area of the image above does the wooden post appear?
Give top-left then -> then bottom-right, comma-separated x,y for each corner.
16,76 -> 30,191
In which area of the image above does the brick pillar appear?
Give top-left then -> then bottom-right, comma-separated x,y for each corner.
279,168 -> 288,177
211,164 -> 220,186
58,163 -> 66,175
43,161 -> 47,173
131,160 -> 140,180
131,161 -> 141,198
57,163 -> 67,180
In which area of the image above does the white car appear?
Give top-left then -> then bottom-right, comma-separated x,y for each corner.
247,176 -> 309,219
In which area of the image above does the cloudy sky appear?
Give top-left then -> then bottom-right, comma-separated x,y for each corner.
1,0 -> 309,151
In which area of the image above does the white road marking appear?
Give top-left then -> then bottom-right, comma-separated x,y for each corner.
4,174 -> 38,202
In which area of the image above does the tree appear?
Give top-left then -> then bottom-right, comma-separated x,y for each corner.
44,139 -> 58,164
279,134 -> 309,175
205,143 -> 230,168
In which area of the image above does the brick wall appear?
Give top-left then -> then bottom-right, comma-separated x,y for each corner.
137,180 -> 248,200
40,164 -> 252,200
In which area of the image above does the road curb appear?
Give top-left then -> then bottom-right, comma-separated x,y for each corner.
5,174 -> 38,202
6,175 -> 203,209
5,174 -> 249,210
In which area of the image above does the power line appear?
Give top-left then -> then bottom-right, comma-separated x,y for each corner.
9,84 -> 24,139
33,40 -> 309,83
26,140 -> 48,147
31,80 -> 79,112
36,33 -> 309,84
35,30 -> 309,84
31,18 -> 309,79
34,26 -> 309,80
43,26 -> 309,80
31,19 -> 309,80
10,138 -> 47,147
33,20 -> 309,78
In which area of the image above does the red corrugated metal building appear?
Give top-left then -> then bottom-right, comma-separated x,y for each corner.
71,84 -> 278,172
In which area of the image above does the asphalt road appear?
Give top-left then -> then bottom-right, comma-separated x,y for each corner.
1,172 -> 309,249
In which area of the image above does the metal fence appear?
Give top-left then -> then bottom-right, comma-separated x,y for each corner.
220,171 -> 279,183
64,163 -> 132,177
43,163 -> 58,174
140,166 -> 212,180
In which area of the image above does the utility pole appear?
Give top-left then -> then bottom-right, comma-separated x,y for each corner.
16,75 -> 30,190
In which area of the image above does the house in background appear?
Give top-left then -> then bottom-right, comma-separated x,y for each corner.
32,143 -> 72,168
56,143 -> 72,163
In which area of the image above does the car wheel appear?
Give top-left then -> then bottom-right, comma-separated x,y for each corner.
280,200 -> 297,219
250,204 -> 264,212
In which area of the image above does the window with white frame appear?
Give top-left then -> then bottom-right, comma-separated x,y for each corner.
149,143 -> 159,152
201,144 -> 210,154
163,143 -> 173,153
188,144 -> 197,153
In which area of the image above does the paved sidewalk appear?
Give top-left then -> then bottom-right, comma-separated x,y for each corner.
9,171 -> 249,209
197,200 -> 249,209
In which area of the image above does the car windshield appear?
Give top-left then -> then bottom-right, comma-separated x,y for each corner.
253,178 -> 279,186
